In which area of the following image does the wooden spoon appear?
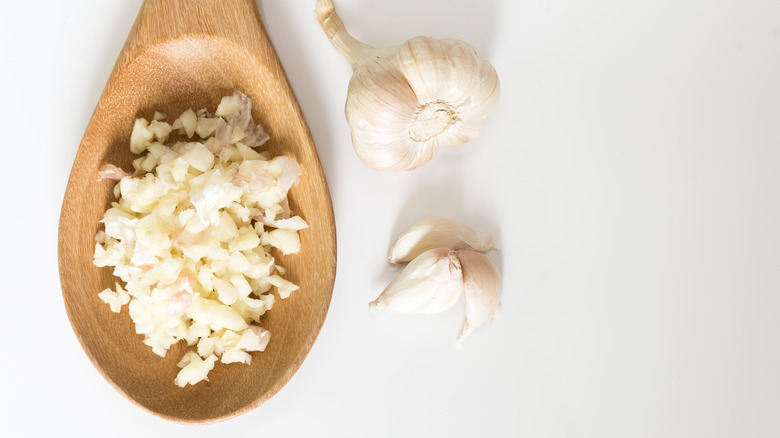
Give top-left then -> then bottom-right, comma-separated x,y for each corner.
58,0 -> 336,423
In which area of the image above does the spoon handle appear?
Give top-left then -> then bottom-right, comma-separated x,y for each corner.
123,0 -> 272,60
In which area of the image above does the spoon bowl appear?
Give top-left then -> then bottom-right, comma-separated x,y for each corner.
58,0 -> 336,423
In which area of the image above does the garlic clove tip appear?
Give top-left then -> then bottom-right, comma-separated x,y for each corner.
456,321 -> 474,349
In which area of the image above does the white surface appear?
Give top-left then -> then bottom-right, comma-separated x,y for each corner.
1,0 -> 779,436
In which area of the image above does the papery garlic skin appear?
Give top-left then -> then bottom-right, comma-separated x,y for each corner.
315,0 -> 500,171
388,217 -> 498,264
454,250 -> 502,348
370,248 -> 463,313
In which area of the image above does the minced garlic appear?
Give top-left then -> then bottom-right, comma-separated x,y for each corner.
94,91 -> 307,387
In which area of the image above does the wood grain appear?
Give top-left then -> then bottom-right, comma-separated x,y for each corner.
58,0 -> 336,423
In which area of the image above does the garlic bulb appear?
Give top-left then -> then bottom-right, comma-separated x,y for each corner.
388,217 -> 498,264
370,248 -> 463,313
315,0 -> 500,171
455,250 -> 502,348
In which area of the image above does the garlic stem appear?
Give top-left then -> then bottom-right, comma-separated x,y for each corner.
315,0 -> 397,70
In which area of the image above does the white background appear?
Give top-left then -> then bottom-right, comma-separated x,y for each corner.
2,0 -> 779,436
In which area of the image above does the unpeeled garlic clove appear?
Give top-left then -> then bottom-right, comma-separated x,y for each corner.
315,0 -> 500,171
388,217 -> 498,264
455,250 -> 502,348
370,248 -> 463,314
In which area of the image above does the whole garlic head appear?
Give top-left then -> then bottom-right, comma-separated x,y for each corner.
315,0 -> 500,171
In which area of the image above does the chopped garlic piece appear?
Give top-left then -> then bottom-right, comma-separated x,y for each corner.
97,164 -> 128,182
239,326 -> 270,352
179,108 -> 197,137
229,229 -> 261,252
98,288 -> 122,313
197,336 -> 216,357
216,94 -> 241,118
262,228 -> 301,255
213,277 -> 239,306
220,329 -> 242,349
196,117 -> 219,138
130,118 -> 154,154
221,350 -> 252,364
270,216 -> 309,231
268,275 -> 299,299
149,120 -> 172,141
175,353 -> 217,387
230,274 -> 252,299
